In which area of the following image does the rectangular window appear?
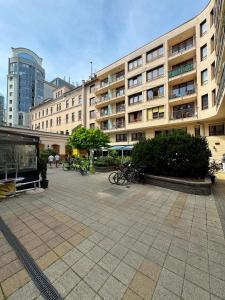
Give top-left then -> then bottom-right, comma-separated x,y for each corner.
146,45 -> 164,62
128,111 -> 142,123
131,132 -> 145,141
50,119 -> 53,127
115,86 -> 125,97
42,121 -> 44,129
66,100 -> 69,108
200,44 -> 207,61
147,65 -> 164,81
66,114 -> 69,123
90,84 -> 95,93
128,74 -> 142,88
51,107 -> 53,114
128,92 -> 142,105
209,124 -> 224,136
78,110 -> 81,121
116,70 -> 124,81
116,134 -> 127,142
201,69 -> 208,85
90,123 -> 95,129
211,62 -> 215,79
210,8 -> 214,27
78,95 -> 82,104
128,56 -> 142,71
46,108 -> 48,115
90,97 -> 96,106
212,89 -> 216,106
100,106 -> 108,116
9,107 -> 12,111
46,120 -> 48,128
90,110 -> 95,119
100,120 -> 108,130
147,106 -> 165,120
200,19 -> 207,37
195,126 -> 201,137
172,103 -> 195,119
147,85 -> 164,100
201,94 -> 208,110
211,35 -> 215,53
171,37 -> 193,55
39,112 -> 41,118
116,117 -> 125,128
72,98 -> 75,106
42,110 -> 44,117
71,112 -> 75,122
101,78 -> 108,87
171,81 -> 195,98
116,102 -> 125,113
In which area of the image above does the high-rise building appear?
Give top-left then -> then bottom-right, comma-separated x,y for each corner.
6,47 -> 45,127
31,0 -> 225,160
0,93 -> 4,125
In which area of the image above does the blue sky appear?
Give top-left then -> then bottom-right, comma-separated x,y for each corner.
0,0 -> 208,98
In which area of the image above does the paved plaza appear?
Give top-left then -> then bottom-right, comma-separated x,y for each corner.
0,168 -> 225,299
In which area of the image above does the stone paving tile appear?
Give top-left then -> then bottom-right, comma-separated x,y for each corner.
53,268 -> 80,298
1,269 -> 30,297
152,285 -> 181,300
98,253 -> 120,274
68,233 -> 85,247
123,250 -> 144,270
139,259 -> 161,282
53,241 -> 73,257
36,250 -> 58,270
164,255 -> 185,277
86,245 -> 107,263
99,276 -> 127,300
66,280 -> 96,299
43,259 -> 69,283
109,244 -> 129,260
7,281 -> 40,300
0,259 -> 23,282
84,264 -> 110,292
185,264 -> 209,291
146,247 -> 166,267
113,261 -> 136,286
0,250 -> 17,268
157,268 -> 183,297
129,271 -> 156,299
72,255 -> 96,278
122,288 -> 143,300
210,275 -> 225,299
182,279 -> 210,300
76,239 -> 95,254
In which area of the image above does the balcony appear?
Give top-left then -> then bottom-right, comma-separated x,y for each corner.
100,121 -> 125,132
96,90 -> 125,107
96,107 -> 125,120
216,63 -> 225,107
170,108 -> 196,120
169,87 -> 196,100
168,38 -> 195,58
168,63 -> 195,79
96,73 -> 125,93
116,104 -> 125,113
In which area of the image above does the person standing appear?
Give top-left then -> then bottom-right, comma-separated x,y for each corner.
55,154 -> 60,168
48,154 -> 54,167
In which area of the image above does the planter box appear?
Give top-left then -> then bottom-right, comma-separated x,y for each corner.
145,174 -> 211,195
94,166 -> 116,173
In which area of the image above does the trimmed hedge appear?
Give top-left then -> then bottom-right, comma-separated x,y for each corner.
132,133 -> 211,178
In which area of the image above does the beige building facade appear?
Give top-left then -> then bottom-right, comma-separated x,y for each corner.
31,0 -> 225,160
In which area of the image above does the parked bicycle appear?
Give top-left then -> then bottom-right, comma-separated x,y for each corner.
108,162 -> 146,185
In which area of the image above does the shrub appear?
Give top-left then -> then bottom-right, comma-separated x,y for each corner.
132,132 -> 211,178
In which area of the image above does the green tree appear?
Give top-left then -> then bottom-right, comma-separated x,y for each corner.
68,127 -> 110,172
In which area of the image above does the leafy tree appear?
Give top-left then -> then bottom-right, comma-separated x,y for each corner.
68,127 -> 110,172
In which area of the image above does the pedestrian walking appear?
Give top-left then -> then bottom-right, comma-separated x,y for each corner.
55,154 -> 60,168
48,154 -> 54,167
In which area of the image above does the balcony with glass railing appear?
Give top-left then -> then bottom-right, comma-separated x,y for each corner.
168,37 -> 195,58
168,62 -> 195,79
169,86 -> 197,100
96,89 -> 125,106
170,107 -> 196,120
96,72 -> 125,92
96,105 -> 125,120
100,120 -> 125,131
216,63 -> 225,107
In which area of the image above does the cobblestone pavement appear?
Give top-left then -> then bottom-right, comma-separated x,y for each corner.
0,168 -> 225,299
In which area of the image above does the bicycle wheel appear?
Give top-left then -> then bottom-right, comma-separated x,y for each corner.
116,171 -> 126,185
108,171 -> 118,184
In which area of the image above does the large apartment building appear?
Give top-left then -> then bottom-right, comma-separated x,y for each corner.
31,0 -> 225,160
